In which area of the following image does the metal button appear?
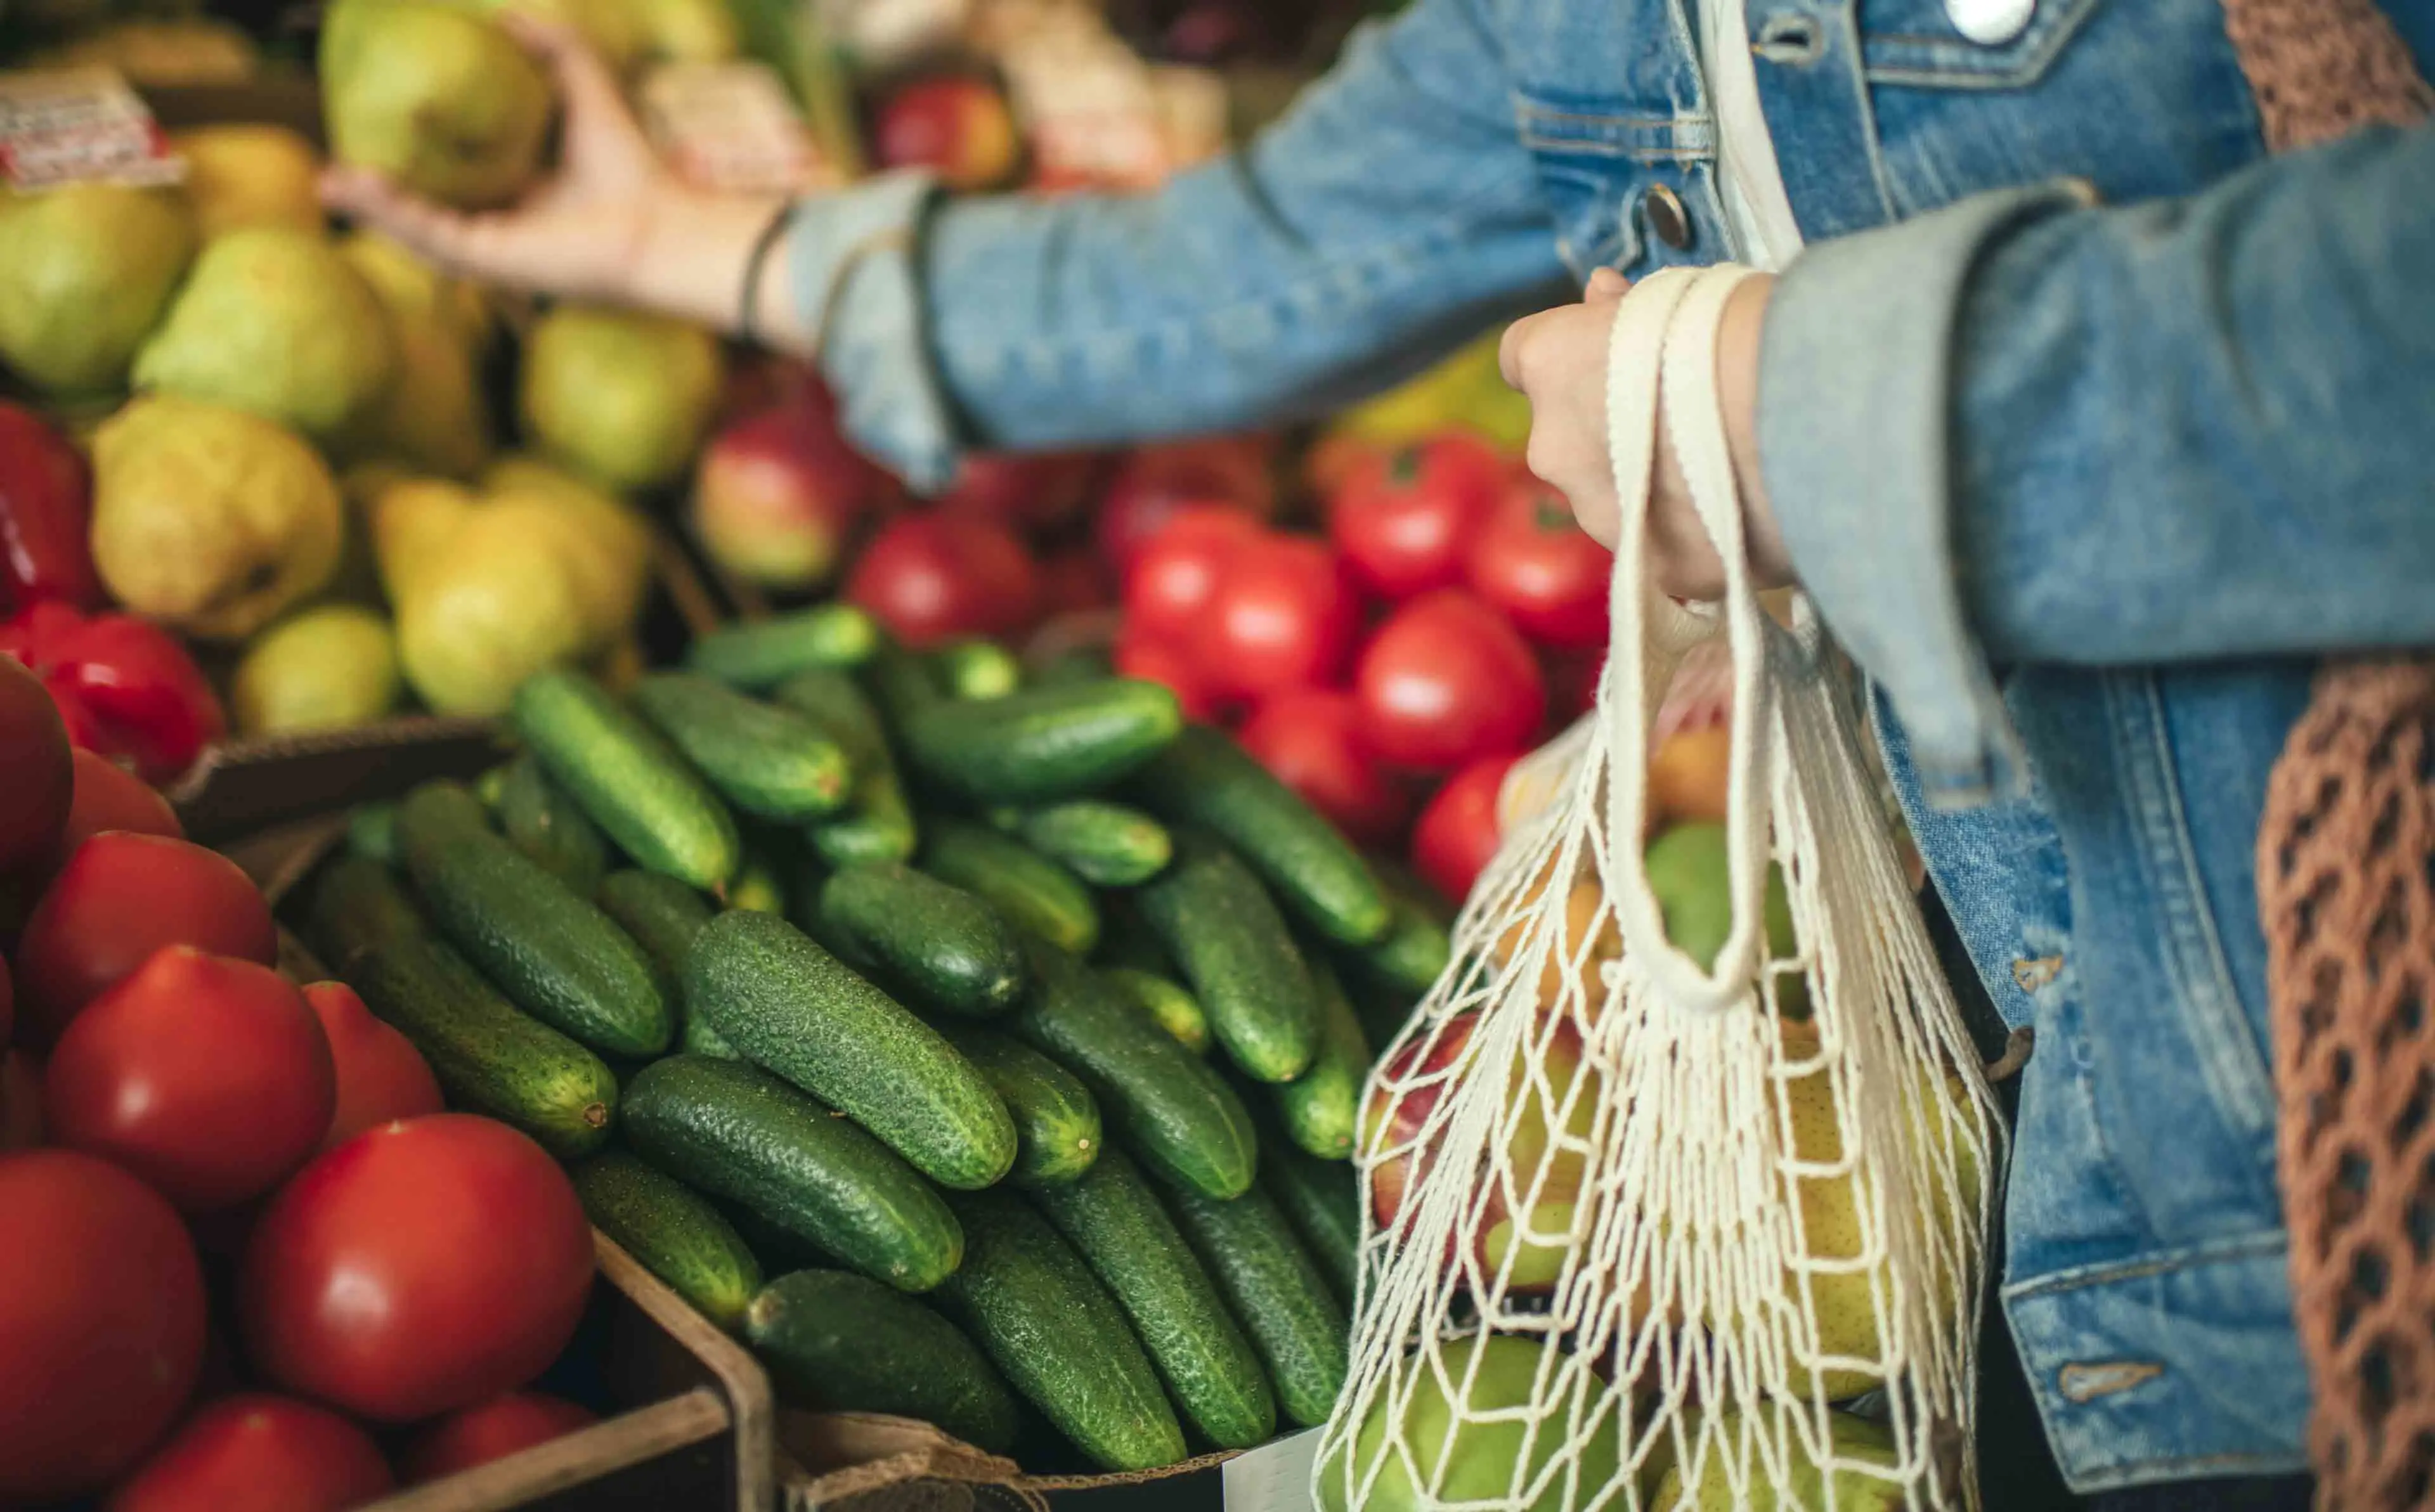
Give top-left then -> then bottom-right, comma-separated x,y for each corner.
1644,184 -> 1693,250
1946,0 -> 2034,45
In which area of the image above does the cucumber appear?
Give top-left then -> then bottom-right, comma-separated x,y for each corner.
596,869 -> 715,985
346,801 -> 398,865
1162,1184 -> 1350,1428
572,1152 -> 763,1331
514,669 -> 741,894
1135,832 -> 1320,1083
395,781 -> 673,1058
818,863 -> 1026,1019
932,1189 -> 1187,1472
932,638 -> 1022,700
306,853 -> 429,970
1128,724 -> 1390,945
1099,967 -> 1209,1057
684,911 -> 1016,1191
744,1269 -> 1020,1452
631,672 -> 850,823
684,1008 -> 742,1059
687,604 -> 880,689
1262,1139 -> 1361,1308
862,642 -> 946,733
772,669 -> 918,866
1009,801 -> 1171,887
729,846 -> 788,915
1342,879 -> 1453,1001
901,678 -> 1183,805
935,1025 -> 1100,1187
921,820 -> 1099,957
1028,643 -> 1112,688
1269,959 -> 1368,1161
496,754 -> 612,896
1032,1148 -> 1276,1450
623,1055 -> 963,1293
1012,940 -> 1257,1201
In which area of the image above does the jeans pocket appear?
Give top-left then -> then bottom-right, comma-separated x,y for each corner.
1858,0 -> 2105,86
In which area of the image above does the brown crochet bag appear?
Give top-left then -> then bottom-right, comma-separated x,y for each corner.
2233,3 -> 2435,1506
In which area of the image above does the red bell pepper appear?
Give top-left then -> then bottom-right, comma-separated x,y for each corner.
0,402 -> 103,613
0,603 -> 225,783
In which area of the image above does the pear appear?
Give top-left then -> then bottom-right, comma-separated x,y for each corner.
631,0 -> 738,60
322,0 -> 554,209
394,506 -> 589,715
1318,1336 -> 1623,1512
134,226 -> 397,442
33,18 -> 260,85
1653,1408 -> 1902,1511
91,396 -> 343,641
365,475 -> 482,604
483,456 -> 654,647
519,304 -> 721,493
0,184 -> 195,397
459,0 -> 646,72
338,235 -> 493,477
341,231 -> 493,350
232,604 -> 403,735
174,125 -> 323,237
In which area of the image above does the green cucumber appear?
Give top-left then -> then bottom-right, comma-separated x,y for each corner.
395,781 -> 672,1058
596,869 -> 715,984
862,642 -> 947,732
901,678 -> 1183,804
1009,801 -> 1171,887
1128,724 -> 1390,945
931,638 -> 1022,700
346,801 -> 398,865
631,672 -> 850,823
745,1269 -> 1019,1452
1100,967 -> 1209,1056
1012,940 -> 1257,1201
687,604 -> 880,689
1162,1184 -> 1350,1428
623,1055 -> 963,1293
573,1152 -> 762,1331
772,669 -> 918,865
818,863 -> 1026,1019
496,754 -> 612,896
729,846 -> 788,915
684,911 -> 1016,1190
1027,643 -> 1112,688
513,669 -> 741,893
1269,959 -> 1369,1161
921,819 -> 1099,957
935,1025 -> 1100,1187
1342,884 -> 1453,1003
1262,1139 -> 1361,1308
932,1189 -> 1187,1472
1032,1148 -> 1276,1450
306,853 -> 429,970
684,1009 -> 742,1059
1135,832 -> 1320,1083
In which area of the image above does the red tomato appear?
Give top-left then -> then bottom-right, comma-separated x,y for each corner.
845,510 -> 1041,647
302,981 -> 443,1153
0,1046 -> 40,1149
1120,505 -> 1261,647
0,1150 -> 207,1502
1353,590 -> 1547,772
14,832 -> 278,1049
1467,480 -> 1614,649
403,1392 -> 598,1483
105,1395 -> 393,1512
1325,433 -> 1509,600
1237,689 -> 1410,846
1096,436 -> 1278,575
1190,535 -> 1359,700
46,948 -> 336,1212
1411,755 -> 1519,904
0,649 -> 72,885
937,451 -> 1101,531
1112,630 -> 1218,724
241,1115 -> 595,1423
62,747 -> 182,853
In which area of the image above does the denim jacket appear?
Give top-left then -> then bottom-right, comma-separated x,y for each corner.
786,0 -> 2435,1491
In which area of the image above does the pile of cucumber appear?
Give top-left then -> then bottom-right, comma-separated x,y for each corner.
304,604 -> 1453,1474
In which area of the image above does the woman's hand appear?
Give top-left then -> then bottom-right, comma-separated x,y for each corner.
1499,267 -> 1794,600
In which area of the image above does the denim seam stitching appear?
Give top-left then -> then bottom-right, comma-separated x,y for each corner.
1858,0 -> 2103,89
1999,1227 -> 2288,1302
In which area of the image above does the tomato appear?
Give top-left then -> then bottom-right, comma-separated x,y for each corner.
0,1150 -> 207,1502
105,1395 -> 393,1512
14,832 -> 278,1049
1466,480 -> 1613,649
1035,548 -> 1114,618
62,747 -> 181,853
302,981 -> 443,1153
0,1047 -> 37,1149
1095,436 -> 1278,575
46,948 -> 336,1212
403,1392 -> 598,1482
1325,432 -> 1509,600
937,451 -> 1101,531
845,510 -> 1041,647
242,1114 -> 595,1422
1189,534 -> 1359,700
1120,505 -> 1260,647
1237,689 -> 1410,846
1112,629 -> 1218,723
0,647 -> 72,884
1411,755 -> 1519,905
1353,590 -> 1547,772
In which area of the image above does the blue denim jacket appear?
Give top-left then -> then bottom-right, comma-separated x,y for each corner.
786,0 -> 2435,1491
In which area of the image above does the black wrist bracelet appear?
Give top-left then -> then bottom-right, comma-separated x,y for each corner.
737,198 -> 797,347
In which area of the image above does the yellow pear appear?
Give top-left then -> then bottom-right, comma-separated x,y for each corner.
518,304 -> 721,492
367,475 -> 481,605
394,507 -> 588,715
232,604 -> 402,734
1653,1408 -> 1902,1512
0,183 -> 195,397
339,234 -> 494,478
174,125 -> 323,237
483,455 -> 654,647
339,232 -> 493,351
632,0 -> 738,60
321,0 -> 554,209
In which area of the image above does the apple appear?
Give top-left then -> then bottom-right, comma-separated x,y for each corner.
873,75 -> 1022,193
937,451 -> 1100,531
689,391 -> 888,591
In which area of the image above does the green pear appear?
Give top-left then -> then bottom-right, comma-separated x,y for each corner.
341,231 -> 493,350
338,235 -> 492,477
1318,1336 -> 1623,1512
519,305 -> 722,493
483,455 -> 653,647
1642,821 -> 1802,1011
631,0 -> 739,60
0,183 -> 195,397
458,0 -> 647,72
134,226 -> 397,442
1653,1409 -> 1902,1512
395,505 -> 590,714
232,604 -> 403,735
321,0 -> 554,209
174,125 -> 323,237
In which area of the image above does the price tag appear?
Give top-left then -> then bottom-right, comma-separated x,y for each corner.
1221,1428 -> 1321,1512
0,67 -> 184,192
639,60 -> 834,196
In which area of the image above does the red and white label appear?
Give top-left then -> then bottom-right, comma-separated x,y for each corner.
0,67 -> 183,191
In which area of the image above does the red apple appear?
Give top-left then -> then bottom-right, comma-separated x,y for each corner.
873,75 -> 1021,193
845,510 -> 1041,647
937,452 -> 1101,532
691,391 -> 888,591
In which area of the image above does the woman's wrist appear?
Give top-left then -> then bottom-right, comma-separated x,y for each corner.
621,188 -> 796,337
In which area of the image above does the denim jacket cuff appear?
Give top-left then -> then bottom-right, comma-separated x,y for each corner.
1756,181 -> 2092,808
785,170 -> 961,493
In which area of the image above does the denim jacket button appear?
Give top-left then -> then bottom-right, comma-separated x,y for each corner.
1644,184 -> 1694,249
1945,0 -> 2034,45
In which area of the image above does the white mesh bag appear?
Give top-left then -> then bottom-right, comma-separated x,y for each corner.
1316,264 -> 2003,1512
